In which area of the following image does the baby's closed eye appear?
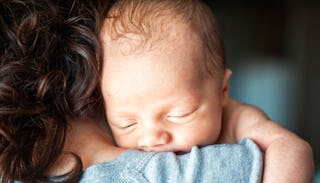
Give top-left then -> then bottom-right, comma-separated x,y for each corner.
166,108 -> 198,123
111,119 -> 138,130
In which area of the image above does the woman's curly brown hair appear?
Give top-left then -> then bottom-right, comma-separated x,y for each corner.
0,0 -> 112,182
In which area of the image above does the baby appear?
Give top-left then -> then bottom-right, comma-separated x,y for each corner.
99,0 -> 314,182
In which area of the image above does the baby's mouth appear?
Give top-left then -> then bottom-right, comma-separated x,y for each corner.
175,151 -> 188,155
141,145 -> 190,153
141,146 -> 174,152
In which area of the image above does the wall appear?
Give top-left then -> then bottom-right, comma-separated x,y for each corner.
210,0 -> 320,171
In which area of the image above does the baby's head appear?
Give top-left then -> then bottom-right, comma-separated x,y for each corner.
100,0 -> 231,152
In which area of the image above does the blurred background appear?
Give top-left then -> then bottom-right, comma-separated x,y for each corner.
208,0 -> 319,180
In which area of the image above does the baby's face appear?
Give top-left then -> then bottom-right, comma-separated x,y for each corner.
100,24 -> 227,152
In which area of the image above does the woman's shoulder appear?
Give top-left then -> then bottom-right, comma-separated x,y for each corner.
142,138 -> 263,183
79,139 -> 263,183
79,149 -> 155,183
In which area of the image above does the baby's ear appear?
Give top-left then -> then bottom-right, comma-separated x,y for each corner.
221,69 -> 232,105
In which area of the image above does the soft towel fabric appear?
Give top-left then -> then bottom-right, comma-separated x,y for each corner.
79,138 -> 263,183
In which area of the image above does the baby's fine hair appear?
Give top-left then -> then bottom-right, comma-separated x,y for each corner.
103,0 -> 226,78
0,0 -> 111,182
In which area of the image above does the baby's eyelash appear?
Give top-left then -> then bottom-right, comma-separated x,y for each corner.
167,111 -> 193,118
166,109 -> 197,123
116,120 -> 137,129
119,122 -> 136,129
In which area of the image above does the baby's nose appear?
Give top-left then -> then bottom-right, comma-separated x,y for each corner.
138,129 -> 170,149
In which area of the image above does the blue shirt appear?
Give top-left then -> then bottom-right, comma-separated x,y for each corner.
79,138 -> 262,183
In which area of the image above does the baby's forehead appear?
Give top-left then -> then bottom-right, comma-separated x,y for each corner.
102,21 -> 203,58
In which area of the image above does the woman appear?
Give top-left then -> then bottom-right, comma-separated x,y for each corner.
2,0 -> 304,182
0,0 -> 105,181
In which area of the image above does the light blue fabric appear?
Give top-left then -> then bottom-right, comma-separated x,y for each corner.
79,138 -> 263,183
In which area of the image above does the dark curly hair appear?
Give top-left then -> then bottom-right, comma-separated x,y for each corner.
0,0 -> 112,182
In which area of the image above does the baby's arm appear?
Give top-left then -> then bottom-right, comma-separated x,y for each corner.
221,98 -> 314,183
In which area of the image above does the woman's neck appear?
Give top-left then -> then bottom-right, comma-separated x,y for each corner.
48,116 -> 125,175
65,117 -> 125,168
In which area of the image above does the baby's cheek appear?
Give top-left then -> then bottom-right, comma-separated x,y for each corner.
174,132 -> 205,150
113,136 -> 125,147
113,134 -> 138,149
179,127 -> 219,149
201,124 -> 221,145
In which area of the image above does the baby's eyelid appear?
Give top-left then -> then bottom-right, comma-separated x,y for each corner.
167,108 -> 196,117
115,120 -> 137,129
167,112 -> 190,118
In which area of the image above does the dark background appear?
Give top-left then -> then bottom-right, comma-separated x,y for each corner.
208,0 -> 320,179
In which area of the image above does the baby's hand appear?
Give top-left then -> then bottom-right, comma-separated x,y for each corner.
221,97 -> 314,183
218,98 -> 268,144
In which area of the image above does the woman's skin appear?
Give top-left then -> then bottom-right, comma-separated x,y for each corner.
65,117 -> 124,169
48,115 -> 124,176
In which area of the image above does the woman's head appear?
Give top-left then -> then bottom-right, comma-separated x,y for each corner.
0,0 -> 110,182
